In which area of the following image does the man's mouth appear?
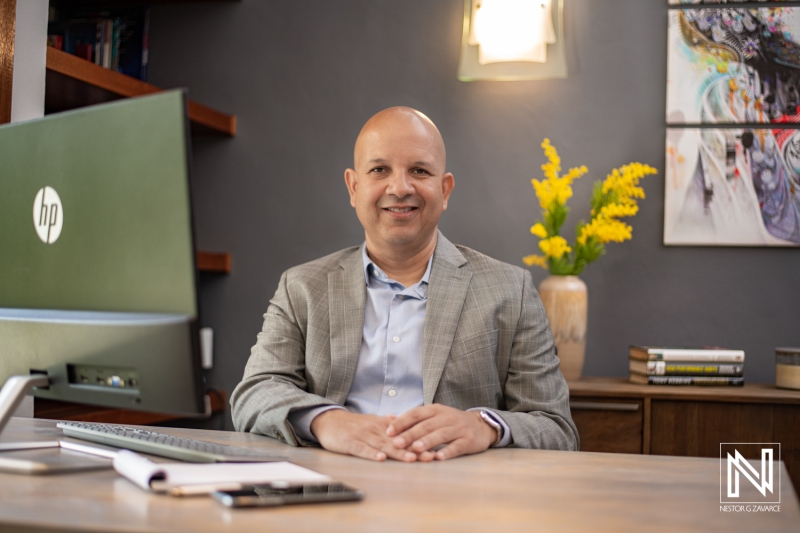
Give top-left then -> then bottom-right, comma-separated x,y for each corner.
384,207 -> 417,213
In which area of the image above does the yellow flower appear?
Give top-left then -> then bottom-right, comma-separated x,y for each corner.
531,178 -> 557,210
600,163 -> 655,209
541,138 -> 561,175
524,138 -> 656,274
578,217 -> 632,245
530,223 -> 548,238
539,236 -> 572,258
598,203 -> 638,219
532,139 -> 588,210
523,254 -> 548,269
579,163 -> 655,245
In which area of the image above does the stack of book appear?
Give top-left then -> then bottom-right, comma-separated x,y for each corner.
47,7 -> 150,81
629,346 -> 745,386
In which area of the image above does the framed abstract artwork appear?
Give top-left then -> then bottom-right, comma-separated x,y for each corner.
667,7 -> 800,125
665,3 -> 800,246
668,1 -> 795,5
665,127 -> 800,245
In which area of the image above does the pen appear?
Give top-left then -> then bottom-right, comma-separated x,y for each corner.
169,482 -> 243,497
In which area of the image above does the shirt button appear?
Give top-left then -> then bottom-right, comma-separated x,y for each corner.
388,389 -> 396,397
392,335 -> 400,343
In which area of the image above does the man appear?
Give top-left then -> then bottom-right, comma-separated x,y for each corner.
231,107 -> 578,462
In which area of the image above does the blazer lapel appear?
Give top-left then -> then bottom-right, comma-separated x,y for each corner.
422,232 -> 472,405
327,248 -> 366,404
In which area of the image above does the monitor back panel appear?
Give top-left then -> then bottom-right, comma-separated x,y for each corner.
0,92 -> 204,415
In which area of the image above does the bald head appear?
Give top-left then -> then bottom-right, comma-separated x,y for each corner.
353,107 -> 446,172
344,106 -> 455,262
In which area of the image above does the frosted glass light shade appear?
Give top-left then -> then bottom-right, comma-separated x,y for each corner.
458,0 -> 567,81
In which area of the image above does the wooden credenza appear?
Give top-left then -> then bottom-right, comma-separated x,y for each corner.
569,377 -> 800,489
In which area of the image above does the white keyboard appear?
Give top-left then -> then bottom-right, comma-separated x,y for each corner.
57,421 -> 285,463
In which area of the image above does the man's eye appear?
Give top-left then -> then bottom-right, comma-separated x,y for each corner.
411,168 -> 430,175
370,167 -> 388,173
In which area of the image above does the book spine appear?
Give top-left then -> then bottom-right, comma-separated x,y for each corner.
141,9 -> 149,81
650,348 -> 744,357
95,20 -> 102,65
104,19 -> 112,69
64,29 -> 73,55
646,362 -> 743,376
645,376 -> 744,386
647,353 -> 744,363
112,18 -> 121,71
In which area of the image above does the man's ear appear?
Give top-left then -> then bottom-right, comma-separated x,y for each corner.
441,172 -> 455,211
344,168 -> 358,207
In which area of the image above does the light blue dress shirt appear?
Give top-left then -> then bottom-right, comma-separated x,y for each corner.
287,244 -> 510,447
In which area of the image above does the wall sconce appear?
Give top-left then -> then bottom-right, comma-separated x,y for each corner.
458,0 -> 566,81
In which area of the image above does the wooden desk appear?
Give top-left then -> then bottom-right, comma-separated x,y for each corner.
569,377 -> 800,489
0,418 -> 797,532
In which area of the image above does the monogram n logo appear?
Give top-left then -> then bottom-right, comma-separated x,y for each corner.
728,449 -> 773,498
720,443 -> 781,504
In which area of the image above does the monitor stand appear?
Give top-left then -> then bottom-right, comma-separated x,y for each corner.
0,374 -> 114,474
0,374 -> 50,443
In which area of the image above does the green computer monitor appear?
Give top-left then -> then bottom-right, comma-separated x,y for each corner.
0,91 -> 205,417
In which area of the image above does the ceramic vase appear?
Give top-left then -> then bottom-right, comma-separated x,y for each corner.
538,275 -> 587,381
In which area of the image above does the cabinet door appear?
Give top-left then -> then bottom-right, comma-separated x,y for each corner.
650,400 -> 800,490
570,397 -> 643,454
775,404 -> 800,491
649,400 -> 774,458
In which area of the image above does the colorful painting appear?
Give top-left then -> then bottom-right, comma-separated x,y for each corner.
665,127 -> 800,245
667,8 -> 800,125
668,1 -> 795,6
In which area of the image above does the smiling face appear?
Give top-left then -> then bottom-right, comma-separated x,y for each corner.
344,108 -> 454,257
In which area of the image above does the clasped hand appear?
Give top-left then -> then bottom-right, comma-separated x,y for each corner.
310,404 -> 498,462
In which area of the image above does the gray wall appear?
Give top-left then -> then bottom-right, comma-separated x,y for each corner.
147,0 -> 800,427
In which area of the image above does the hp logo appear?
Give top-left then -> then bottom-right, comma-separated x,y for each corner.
33,187 -> 64,244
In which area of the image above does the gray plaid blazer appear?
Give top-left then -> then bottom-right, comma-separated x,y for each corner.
231,232 -> 579,451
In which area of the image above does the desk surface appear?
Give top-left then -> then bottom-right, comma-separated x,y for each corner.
0,418 -> 797,533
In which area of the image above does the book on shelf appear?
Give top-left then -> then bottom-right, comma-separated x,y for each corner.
629,375 -> 745,386
629,345 -> 745,363
629,360 -> 743,377
47,7 -> 150,81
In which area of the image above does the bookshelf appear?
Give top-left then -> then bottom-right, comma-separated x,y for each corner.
45,47 -> 236,136
196,251 -> 231,274
49,0 -> 240,7
45,47 -> 237,272
41,1 -> 238,273
1,0 -> 235,271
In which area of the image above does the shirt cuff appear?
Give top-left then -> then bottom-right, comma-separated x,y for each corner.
468,407 -> 513,448
287,405 -> 346,444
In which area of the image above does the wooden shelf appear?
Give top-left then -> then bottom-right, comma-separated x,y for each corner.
49,1 -> 241,10
45,47 -> 236,136
569,377 -> 800,404
196,251 -> 231,274
0,0 -> 14,124
34,388 -> 227,426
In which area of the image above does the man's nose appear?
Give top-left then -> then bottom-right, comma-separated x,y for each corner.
386,171 -> 415,198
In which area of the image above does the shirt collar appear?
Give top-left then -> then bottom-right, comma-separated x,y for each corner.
361,244 -> 433,295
